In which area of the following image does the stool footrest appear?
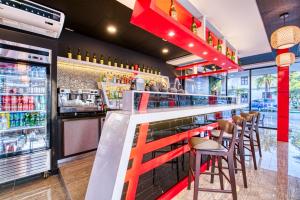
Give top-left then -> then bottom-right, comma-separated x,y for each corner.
198,188 -> 232,193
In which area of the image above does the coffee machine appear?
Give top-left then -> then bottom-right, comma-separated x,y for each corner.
58,88 -> 102,113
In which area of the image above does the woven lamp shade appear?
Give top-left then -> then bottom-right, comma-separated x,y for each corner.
275,52 -> 295,67
270,26 -> 300,49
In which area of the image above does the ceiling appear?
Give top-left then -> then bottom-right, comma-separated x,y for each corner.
32,0 -> 189,61
33,0 -> 299,66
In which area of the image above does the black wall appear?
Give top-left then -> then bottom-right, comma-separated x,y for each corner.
58,30 -> 177,81
0,26 -> 177,173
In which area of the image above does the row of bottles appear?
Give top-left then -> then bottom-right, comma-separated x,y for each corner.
170,0 -> 237,63
0,112 -> 46,130
66,48 -> 161,75
99,72 -> 134,84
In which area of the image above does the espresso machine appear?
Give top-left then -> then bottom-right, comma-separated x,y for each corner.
58,88 -> 102,113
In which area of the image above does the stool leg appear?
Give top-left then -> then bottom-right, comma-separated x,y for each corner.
255,129 -> 262,157
193,151 -> 201,200
249,133 -> 258,170
188,150 -> 193,190
210,156 -> 216,183
217,156 -> 224,190
239,139 -> 248,188
234,146 -> 238,173
228,154 -> 237,200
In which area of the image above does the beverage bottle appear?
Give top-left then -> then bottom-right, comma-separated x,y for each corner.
5,113 -> 10,128
208,32 -> 213,46
92,53 -> 97,63
169,0 -> 177,21
77,48 -> 82,60
191,17 -> 198,35
120,60 -> 124,68
125,61 -> 129,69
67,47 -> 72,59
114,58 -> 118,67
99,55 -> 104,65
107,57 -> 112,66
85,51 -> 90,62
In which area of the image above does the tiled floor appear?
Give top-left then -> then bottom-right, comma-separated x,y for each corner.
0,129 -> 299,200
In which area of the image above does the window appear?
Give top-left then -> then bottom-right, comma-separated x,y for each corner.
241,76 -> 248,85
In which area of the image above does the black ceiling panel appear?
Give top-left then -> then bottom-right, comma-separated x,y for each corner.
32,0 -> 189,61
256,0 -> 300,37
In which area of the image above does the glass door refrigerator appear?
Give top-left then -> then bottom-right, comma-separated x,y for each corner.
0,39 -> 51,184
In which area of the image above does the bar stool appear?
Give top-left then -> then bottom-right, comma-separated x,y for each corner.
241,112 -> 257,170
210,115 -> 248,188
188,120 -> 238,200
249,111 -> 262,157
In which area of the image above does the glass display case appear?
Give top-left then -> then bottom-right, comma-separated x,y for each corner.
0,61 -> 48,157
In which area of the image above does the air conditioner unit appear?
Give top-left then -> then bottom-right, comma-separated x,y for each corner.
0,0 -> 65,38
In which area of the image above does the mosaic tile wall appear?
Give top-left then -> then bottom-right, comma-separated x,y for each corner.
57,64 -> 100,90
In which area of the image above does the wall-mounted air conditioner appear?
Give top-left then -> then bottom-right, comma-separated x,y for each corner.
0,0 -> 65,38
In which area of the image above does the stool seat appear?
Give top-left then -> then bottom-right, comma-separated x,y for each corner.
211,129 -> 233,139
189,137 -> 226,152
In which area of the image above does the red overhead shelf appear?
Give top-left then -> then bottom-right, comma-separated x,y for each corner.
177,69 -> 228,80
175,61 -> 212,71
130,0 -> 241,71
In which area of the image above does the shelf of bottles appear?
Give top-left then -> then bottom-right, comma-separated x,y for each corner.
130,0 -> 241,71
0,62 -> 48,157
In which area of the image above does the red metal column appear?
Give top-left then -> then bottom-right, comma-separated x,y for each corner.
277,49 -> 289,142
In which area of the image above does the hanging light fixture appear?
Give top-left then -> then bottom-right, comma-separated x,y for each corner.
275,52 -> 296,67
270,13 -> 300,49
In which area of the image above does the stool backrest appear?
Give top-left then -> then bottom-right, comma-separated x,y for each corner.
232,115 -> 246,139
217,119 -> 237,153
241,112 -> 255,133
249,111 -> 260,125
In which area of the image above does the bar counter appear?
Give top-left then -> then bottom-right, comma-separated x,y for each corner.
85,91 -> 247,200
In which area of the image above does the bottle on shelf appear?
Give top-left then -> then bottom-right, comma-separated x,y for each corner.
131,64 -> 134,70
142,65 -> 146,73
125,61 -> 129,69
169,0 -> 177,21
120,60 -> 124,68
158,70 -> 161,75
191,17 -> 198,35
231,52 -> 235,62
150,67 -> 153,74
99,54 -> 105,65
92,53 -> 97,63
77,48 -> 82,60
102,73 -> 107,82
114,58 -> 118,67
217,39 -> 222,52
146,66 -> 150,73
226,48 -> 231,59
67,47 -> 72,59
207,32 -> 213,46
85,51 -> 90,62
108,57 -> 112,66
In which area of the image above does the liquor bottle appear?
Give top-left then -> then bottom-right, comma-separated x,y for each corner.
67,47 -> 72,59
169,0 -> 177,21
226,48 -> 231,58
85,51 -> 90,62
146,66 -> 150,73
120,60 -> 124,68
217,39 -> 222,52
125,61 -> 129,69
108,57 -> 112,66
100,54 -> 104,64
207,32 -> 213,46
150,67 -> 153,74
92,53 -> 97,63
142,65 -> 146,73
158,70 -> 161,75
131,64 -> 134,70
114,58 -> 118,67
77,48 -> 82,60
191,17 -> 198,35
231,52 -> 235,61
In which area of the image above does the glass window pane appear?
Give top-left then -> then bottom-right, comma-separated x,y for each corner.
251,67 -> 277,128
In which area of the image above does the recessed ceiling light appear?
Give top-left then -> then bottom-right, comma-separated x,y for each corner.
107,25 -> 117,34
162,48 -> 169,54
188,43 -> 194,48
162,38 -> 167,41
228,66 -> 232,69
213,58 -> 218,61
222,63 -> 225,65
168,31 -> 175,37
203,51 -> 208,55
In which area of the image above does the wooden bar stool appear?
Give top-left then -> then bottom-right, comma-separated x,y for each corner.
241,112 -> 258,170
188,120 -> 238,200
210,115 -> 248,188
249,111 -> 262,157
